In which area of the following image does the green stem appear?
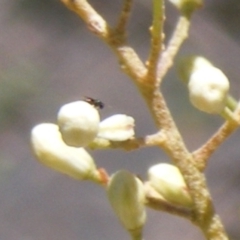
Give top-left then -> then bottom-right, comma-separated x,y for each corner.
226,95 -> 237,111
129,228 -> 143,240
220,106 -> 238,122
146,0 -> 164,83
157,15 -> 190,84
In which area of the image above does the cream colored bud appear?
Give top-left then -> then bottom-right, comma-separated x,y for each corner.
148,163 -> 193,208
179,56 -> 230,114
57,101 -> 100,147
31,123 -> 99,181
188,66 -> 229,114
98,114 -> 135,141
107,171 -> 146,232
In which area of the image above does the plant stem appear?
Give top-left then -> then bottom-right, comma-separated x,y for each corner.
146,0 -> 164,84
114,0 -> 134,41
141,89 -> 229,239
60,0 -> 231,239
157,15 -> 190,84
129,228 -> 143,240
193,99 -> 240,171
226,95 -> 237,111
61,0 -> 110,38
193,121 -> 238,171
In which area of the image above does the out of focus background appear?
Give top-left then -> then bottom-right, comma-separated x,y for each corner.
0,0 -> 240,239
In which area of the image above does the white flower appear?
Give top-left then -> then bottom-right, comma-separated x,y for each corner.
31,123 -> 100,181
107,170 -> 146,233
57,101 -> 100,147
98,114 -> 135,141
148,163 -> 193,208
188,64 -> 229,114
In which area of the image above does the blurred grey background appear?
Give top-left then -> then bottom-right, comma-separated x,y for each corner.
0,0 -> 240,239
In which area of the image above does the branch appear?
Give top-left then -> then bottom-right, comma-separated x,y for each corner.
88,131 -> 166,151
114,0 -> 134,41
61,0 -> 110,39
142,91 -> 229,239
144,182 -> 193,220
193,102 -> 240,171
61,0 -> 147,85
157,15 -> 190,84
192,121 -> 238,171
145,0 -> 164,84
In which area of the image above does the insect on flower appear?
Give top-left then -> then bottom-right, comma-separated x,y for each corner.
83,96 -> 104,110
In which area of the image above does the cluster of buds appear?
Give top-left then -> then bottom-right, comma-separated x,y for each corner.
31,100 -> 197,237
31,100 -> 135,183
31,98 -> 196,233
178,56 -> 236,117
106,163 -> 194,238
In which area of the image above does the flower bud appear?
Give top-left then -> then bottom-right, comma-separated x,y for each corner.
189,69 -> 229,114
179,56 -> 230,114
57,101 -> 100,147
31,123 -> 100,181
107,171 -> 146,233
148,163 -> 193,208
98,114 -> 135,141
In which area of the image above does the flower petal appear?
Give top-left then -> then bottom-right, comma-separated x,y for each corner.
98,114 -> 135,141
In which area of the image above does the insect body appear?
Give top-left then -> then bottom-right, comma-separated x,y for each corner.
83,96 -> 104,110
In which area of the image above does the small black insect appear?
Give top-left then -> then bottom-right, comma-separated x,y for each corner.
83,96 -> 104,110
